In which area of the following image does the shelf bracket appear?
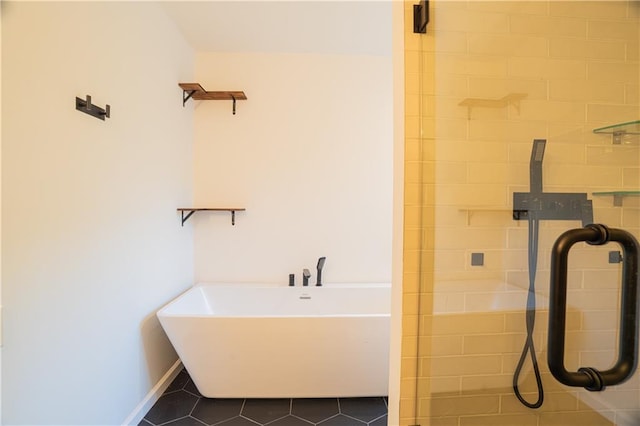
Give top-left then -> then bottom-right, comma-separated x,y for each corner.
182,89 -> 197,107
613,131 -> 625,145
230,94 -> 237,115
180,210 -> 197,226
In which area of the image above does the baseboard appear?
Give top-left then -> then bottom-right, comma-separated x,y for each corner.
121,359 -> 183,425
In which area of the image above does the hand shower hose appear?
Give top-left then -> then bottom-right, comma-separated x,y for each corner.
512,216 -> 544,408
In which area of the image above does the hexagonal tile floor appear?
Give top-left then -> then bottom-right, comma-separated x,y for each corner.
139,368 -> 388,426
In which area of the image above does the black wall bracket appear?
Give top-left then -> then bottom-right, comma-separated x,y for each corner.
76,95 -> 110,121
413,0 -> 429,34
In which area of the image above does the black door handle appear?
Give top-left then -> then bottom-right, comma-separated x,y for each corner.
548,224 -> 640,391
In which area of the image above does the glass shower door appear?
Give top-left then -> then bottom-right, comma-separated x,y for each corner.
401,1 -> 640,425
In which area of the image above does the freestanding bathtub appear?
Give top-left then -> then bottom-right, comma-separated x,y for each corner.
157,283 -> 391,398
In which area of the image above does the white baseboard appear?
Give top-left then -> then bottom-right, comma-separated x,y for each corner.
122,359 -> 183,426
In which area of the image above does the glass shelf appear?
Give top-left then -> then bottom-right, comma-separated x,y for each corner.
593,120 -> 640,144
592,191 -> 640,206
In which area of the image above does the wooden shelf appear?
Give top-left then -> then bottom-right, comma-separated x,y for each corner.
178,83 -> 247,113
177,208 -> 246,226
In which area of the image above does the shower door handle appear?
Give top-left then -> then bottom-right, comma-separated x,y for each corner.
548,224 -> 640,391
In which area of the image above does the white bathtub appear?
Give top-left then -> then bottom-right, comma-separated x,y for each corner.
157,283 -> 391,398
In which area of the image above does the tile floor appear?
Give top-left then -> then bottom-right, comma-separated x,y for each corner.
139,368 -> 388,426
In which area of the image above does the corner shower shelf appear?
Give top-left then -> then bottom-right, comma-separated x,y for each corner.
178,83 -> 247,113
593,120 -> 640,144
177,208 -> 246,226
592,191 -> 640,207
458,93 -> 527,119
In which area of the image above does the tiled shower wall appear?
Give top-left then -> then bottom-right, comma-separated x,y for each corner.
401,1 -> 639,425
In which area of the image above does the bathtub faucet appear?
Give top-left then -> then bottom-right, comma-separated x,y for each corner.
302,269 -> 311,286
316,257 -> 326,286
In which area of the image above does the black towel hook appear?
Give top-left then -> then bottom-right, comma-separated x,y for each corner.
548,224 -> 640,391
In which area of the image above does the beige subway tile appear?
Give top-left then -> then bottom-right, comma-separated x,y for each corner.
435,118 -> 468,140
539,410 -> 613,425
467,162 -> 508,184
565,330 -> 618,351
550,38 -> 627,61
435,31 -> 468,54
437,54 -> 508,78
429,394 -> 500,416
588,62 -> 639,83
434,226 -> 508,250
463,333 -> 527,355
469,34 -> 547,58
588,104 -> 640,125
429,376 -> 462,394
547,165 -> 622,187
460,374 -> 511,395
435,183 -> 507,206
625,83 -> 639,105
549,1 -> 628,20
432,313 -> 505,335
468,77 -> 547,101
579,350 -> 617,369
460,413 -> 538,426
433,9 -> 509,34
627,41 -> 639,62
518,100 -> 586,122
431,335 -> 465,356
549,79 -> 625,103
586,146 -> 640,167
510,14 -> 587,38
441,139 -> 510,163
508,57 -> 548,79
501,389 -> 580,413
589,20 -> 640,42
550,59 -> 588,80
435,162 -> 468,185
434,291 -> 467,316
435,97 -> 474,120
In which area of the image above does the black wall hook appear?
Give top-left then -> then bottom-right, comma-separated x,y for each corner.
413,0 -> 429,34
76,95 -> 110,121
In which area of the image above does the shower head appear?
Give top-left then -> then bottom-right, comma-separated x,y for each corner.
530,139 -> 546,193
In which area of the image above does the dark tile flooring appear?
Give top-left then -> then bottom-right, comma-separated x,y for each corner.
139,368 -> 388,426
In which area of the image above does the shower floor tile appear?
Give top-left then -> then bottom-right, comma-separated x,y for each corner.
139,368 -> 388,426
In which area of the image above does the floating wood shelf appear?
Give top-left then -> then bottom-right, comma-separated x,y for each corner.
177,208 -> 246,226
178,83 -> 247,113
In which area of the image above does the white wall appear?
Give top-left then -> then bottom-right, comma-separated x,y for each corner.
193,52 -> 393,284
2,2 -> 193,424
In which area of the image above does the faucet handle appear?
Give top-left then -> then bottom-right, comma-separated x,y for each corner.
302,269 -> 311,286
